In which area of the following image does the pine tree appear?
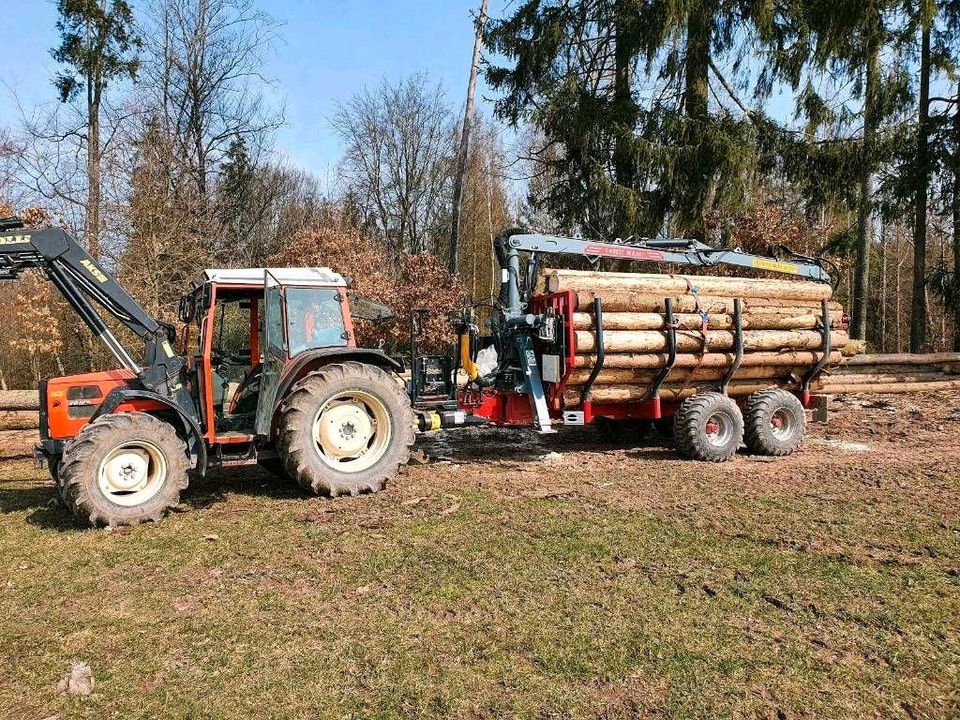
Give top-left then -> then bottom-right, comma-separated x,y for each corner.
484,0 -> 775,240
51,0 -> 140,257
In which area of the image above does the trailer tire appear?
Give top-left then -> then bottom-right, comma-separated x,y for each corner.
673,392 -> 743,462
744,389 -> 806,456
277,362 -> 415,497
59,412 -> 190,527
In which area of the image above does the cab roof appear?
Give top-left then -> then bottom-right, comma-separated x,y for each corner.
203,268 -> 347,287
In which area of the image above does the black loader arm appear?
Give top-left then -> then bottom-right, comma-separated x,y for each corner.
0,218 -> 187,402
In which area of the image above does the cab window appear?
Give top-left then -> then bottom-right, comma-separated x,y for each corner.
286,288 -> 347,356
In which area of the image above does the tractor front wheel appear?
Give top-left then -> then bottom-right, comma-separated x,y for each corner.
58,412 -> 190,527
276,362 -> 415,497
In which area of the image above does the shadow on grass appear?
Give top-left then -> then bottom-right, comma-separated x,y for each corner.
177,464 -> 306,512
0,463 -> 309,530
0,483 -> 86,532
415,425 -> 682,465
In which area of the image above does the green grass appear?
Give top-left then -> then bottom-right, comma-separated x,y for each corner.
0,454 -> 957,719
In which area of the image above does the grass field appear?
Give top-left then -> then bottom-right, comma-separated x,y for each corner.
1,394 -> 958,719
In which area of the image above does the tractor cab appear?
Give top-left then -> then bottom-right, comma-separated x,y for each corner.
177,268 -> 354,445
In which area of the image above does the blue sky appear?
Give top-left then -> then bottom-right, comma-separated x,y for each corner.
0,0 -> 509,179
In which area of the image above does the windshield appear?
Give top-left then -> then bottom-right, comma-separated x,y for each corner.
286,287 -> 348,356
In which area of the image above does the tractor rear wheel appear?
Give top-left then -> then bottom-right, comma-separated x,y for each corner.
276,362 -> 415,497
744,389 -> 806,456
58,412 -> 190,527
673,392 -> 743,462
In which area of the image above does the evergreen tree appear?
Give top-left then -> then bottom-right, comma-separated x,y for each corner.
765,0 -> 910,342
485,0 -> 777,240
51,0 -> 140,256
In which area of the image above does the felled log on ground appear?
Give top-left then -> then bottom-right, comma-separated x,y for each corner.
811,379 -> 960,395
572,350 -> 842,370
0,429 -> 39,459
546,269 -> 833,301
818,372 -> 954,385
0,410 -> 40,431
0,390 -> 39,410
841,352 -> 960,367
828,363 -> 960,376
573,289 -> 843,314
571,311 -> 845,331
574,329 -> 848,354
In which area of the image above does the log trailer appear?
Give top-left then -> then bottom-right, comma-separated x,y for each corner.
0,218 -> 415,527
412,230 -> 838,462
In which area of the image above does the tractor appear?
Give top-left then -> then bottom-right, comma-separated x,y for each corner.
0,219 -> 414,527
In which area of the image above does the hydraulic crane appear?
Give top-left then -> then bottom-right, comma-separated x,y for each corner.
414,229 -> 835,436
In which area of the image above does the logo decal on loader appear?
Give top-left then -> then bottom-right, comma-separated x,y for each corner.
81,259 -> 109,283
0,235 -> 29,245
751,257 -> 799,274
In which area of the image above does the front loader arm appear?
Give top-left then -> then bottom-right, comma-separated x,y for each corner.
0,218 -> 186,400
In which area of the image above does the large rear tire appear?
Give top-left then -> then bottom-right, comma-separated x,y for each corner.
276,362 -> 415,497
673,392 -> 743,462
58,412 -> 190,527
744,389 -> 806,456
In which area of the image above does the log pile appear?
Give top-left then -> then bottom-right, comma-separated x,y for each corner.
544,269 -> 846,406
0,390 -> 39,459
813,353 -> 960,394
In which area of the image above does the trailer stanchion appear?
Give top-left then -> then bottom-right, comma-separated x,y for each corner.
579,297 -> 605,408
801,298 -> 832,406
648,298 -> 677,405
720,298 -> 744,395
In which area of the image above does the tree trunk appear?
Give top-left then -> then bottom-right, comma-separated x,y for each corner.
911,2 -> 932,352
682,0 -> 712,239
449,0 -> 489,275
851,37 -> 880,341
612,0 -> 637,191
86,78 -> 101,257
953,81 -> 960,351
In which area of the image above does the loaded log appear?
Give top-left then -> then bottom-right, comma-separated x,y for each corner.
547,269 -> 833,301
574,329 -> 848,354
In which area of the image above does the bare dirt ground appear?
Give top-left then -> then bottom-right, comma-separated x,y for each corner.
0,392 -> 958,719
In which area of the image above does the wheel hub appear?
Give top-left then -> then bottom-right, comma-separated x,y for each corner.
97,441 -> 167,507
704,414 -> 732,447
315,401 -> 374,459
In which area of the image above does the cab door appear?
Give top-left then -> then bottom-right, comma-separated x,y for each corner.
254,271 -> 286,436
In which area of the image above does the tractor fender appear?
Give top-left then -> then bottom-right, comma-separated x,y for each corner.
273,348 -> 403,411
91,388 -> 208,475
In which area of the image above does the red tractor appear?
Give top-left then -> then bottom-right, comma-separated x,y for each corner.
0,219 -> 415,527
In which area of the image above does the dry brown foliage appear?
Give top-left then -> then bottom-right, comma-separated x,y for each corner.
272,219 -> 464,352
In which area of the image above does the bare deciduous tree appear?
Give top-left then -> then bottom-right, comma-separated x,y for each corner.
331,74 -> 455,257
142,0 -> 282,218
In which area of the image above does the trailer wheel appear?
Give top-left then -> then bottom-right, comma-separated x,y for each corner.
673,392 -> 743,462
744,389 -> 806,456
58,412 -> 190,527
277,362 -> 415,497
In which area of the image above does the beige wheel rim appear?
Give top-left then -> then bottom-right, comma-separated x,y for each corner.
97,441 -> 167,507
312,390 -> 392,473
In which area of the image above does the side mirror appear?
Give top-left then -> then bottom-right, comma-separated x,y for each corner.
177,295 -> 195,324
